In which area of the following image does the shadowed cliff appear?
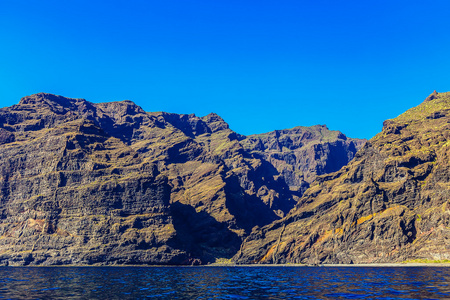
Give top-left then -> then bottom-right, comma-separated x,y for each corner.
0,93 -> 364,265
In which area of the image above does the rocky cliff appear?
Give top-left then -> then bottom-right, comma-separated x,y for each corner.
0,93 -> 364,265
241,126 -> 365,195
234,91 -> 450,264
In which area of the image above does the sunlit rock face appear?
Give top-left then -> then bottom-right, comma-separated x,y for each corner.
235,91 -> 450,265
0,93 -> 365,265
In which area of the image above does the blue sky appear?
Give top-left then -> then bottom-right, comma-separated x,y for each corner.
1,0 -> 450,139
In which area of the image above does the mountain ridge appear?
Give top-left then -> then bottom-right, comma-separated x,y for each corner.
0,92 -> 364,265
234,91 -> 450,264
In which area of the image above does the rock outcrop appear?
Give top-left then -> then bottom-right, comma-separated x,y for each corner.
0,94 -> 187,265
0,93 -> 364,265
241,125 -> 365,195
234,91 -> 450,264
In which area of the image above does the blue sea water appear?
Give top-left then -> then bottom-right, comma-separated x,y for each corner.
0,266 -> 448,299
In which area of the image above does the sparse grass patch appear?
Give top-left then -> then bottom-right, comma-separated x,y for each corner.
403,259 -> 450,264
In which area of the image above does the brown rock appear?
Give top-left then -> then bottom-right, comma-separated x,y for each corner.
241,125 -> 365,195
234,91 -> 450,265
0,93 -> 367,265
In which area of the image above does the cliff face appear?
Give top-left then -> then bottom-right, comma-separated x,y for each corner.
0,93 -> 365,265
234,91 -> 450,265
241,126 -> 365,195
0,94 -> 185,265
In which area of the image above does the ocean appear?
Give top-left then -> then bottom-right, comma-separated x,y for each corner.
0,266 -> 448,299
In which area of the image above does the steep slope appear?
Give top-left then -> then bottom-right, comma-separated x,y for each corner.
0,95 -> 187,265
241,125 -> 365,195
134,112 -> 297,261
234,91 -> 450,264
0,93 -> 368,265
0,93 -> 296,265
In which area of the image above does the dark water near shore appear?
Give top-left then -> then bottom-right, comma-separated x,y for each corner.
0,266 -> 449,299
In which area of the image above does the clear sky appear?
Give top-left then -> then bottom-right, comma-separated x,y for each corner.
1,0 -> 450,139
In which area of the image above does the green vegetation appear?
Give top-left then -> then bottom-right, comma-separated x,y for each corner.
402,259 -> 450,264
211,258 -> 234,265
393,92 -> 450,123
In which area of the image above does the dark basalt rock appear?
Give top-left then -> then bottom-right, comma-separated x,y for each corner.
0,128 -> 14,145
234,91 -> 450,265
0,93 -> 366,265
241,125 -> 365,195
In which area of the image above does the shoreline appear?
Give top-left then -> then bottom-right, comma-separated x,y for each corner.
206,263 -> 450,267
2,262 -> 450,267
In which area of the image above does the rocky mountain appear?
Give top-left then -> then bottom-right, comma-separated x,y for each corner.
234,91 -> 450,265
241,126 -> 365,195
0,93 -> 364,265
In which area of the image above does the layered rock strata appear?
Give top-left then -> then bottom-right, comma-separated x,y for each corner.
0,93 -> 364,265
242,126 -> 365,195
234,91 -> 450,264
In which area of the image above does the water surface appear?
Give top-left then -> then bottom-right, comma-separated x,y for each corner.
0,266 -> 449,299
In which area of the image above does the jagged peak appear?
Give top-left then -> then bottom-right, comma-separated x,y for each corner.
200,112 -> 229,132
17,93 -> 95,117
96,99 -> 143,108
19,93 -> 86,107
386,91 -> 450,126
248,124 -> 348,141
201,112 -> 225,123
424,90 -> 438,102
95,99 -> 146,116
158,111 -> 197,119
